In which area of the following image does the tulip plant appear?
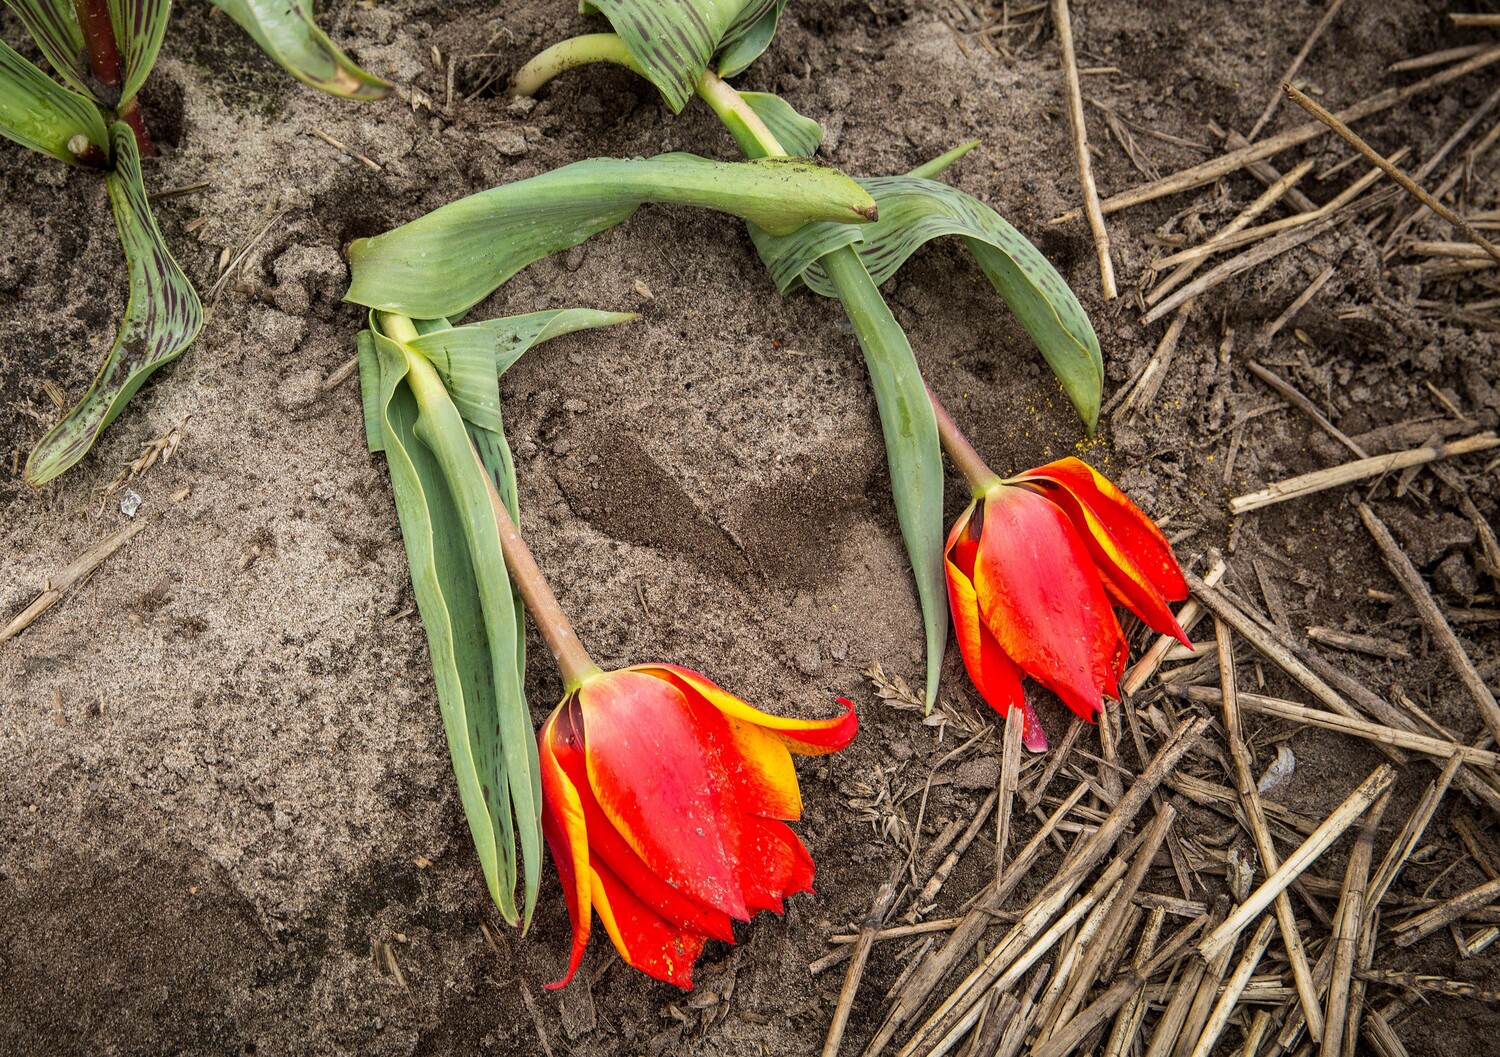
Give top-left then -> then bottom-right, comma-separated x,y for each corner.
3,0 -> 389,485
342,0 -> 1189,987
348,153 -> 878,931
353,298 -> 859,982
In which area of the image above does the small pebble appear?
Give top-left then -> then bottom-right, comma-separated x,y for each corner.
793,647 -> 822,676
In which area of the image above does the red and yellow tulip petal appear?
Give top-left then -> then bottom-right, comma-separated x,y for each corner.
590,857 -> 710,989
736,816 -> 815,914
945,540 -> 1048,751
578,670 -> 749,919
946,500 -> 982,577
972,484 -> 1123,723
1026,479 -> 1188,645
1017,458 -> 1188,603
715,709 -> 804,821
548,709 -> 737,942
637,663 -> 858,756
539,705 -> 593,989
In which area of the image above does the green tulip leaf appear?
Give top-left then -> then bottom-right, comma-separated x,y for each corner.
751,163 -> 1105,431
345,153 -> 876,320
739,90 -> 821,158
817,248 -> 946,709
364,321 -> 538,927
26,122 -> 203,485
580,0 -> 776,112
3,0 -> 91,93
356,306 -> 636,922
0,37 -> 108,163
107,0 -> 172,103
716,0 -> 785,78
208,0 -> 392,100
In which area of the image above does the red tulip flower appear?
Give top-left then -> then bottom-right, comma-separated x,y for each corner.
924,379 -> 1182,749
938,416 -> 1188,752
539,663 -> 857,988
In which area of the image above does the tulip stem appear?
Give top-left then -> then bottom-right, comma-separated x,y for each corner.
509,33 -> 642,98
73,0 -> 154,156
476,451 -> 603,690
383,313 -> 603,690
925,383 -> 1002,494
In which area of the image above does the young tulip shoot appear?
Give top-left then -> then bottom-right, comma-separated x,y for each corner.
934,393 -> 1188,751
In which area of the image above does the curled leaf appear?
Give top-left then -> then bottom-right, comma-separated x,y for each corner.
581,0 -> 777,112
26,122 -> 202,485
751,170 -> 1104,430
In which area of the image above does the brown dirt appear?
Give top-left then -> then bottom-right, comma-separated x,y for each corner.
2,1 -> 1497,1055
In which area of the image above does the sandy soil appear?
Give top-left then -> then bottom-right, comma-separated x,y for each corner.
2,1 -> 1498,1054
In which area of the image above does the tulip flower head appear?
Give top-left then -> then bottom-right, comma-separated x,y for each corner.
540,663 -> 857,988
944,457 -> 1188,752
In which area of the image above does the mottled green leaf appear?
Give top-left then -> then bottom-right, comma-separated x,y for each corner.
580,0 -> 773,111
751,171 -> 1104,429
107,0 -> 170,103
346,153 -> 876,319
740,90 -> 821,158
0,37 -> 108,163
26,122 -> 202,485
209,0 -> 391,99
3,0 -> 91,93
716,0 -> 784,78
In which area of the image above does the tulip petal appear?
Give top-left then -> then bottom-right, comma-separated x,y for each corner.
637,663 -> 857,756
945,526 -> 1047,751
737,816 -> 815,914
539,704 -> 593,989
1017,458 -> 1188,609
590,857 -> 709,989
578,670 -> 749,919
548,704 -> 736,943
1022,481 -> 1186,644
718,713 -> 805,821
972,484 -> 1126,722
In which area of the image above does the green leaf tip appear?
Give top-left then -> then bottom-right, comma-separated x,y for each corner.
209,0 -> 392,99
908,140 -> 982,181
